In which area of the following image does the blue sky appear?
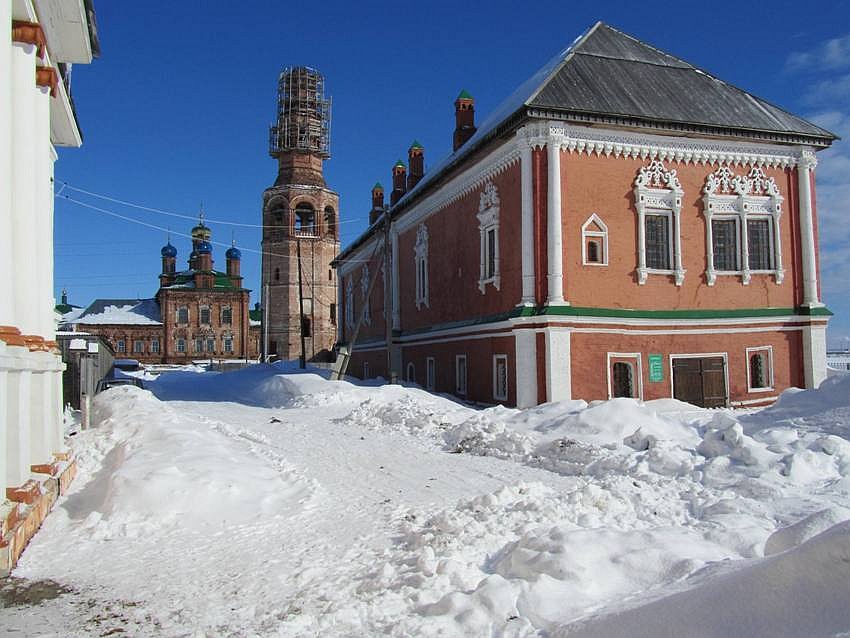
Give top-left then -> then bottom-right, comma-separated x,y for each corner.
54,0 -> 850,348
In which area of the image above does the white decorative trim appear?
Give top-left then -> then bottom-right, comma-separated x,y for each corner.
492,353 -> 508,401
634,160 -> 685,285
514,329 -> 538,408
746,345 -> 774,393
797,148 -> 821,307
581,213 -> 608,266
702,166 -> 784,286
606,352 -> 643,400
477,181 -> 501,293
547,137 -> 567,303
519,144 -> 535,305
414,223 -> 429,310
345,277 -> 355,329
361,265 -> 371,325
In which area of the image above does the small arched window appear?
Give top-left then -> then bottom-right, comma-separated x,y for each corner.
324,207 -> 336,238
274,267 -> 280,281
406,362 -> 416,384
747,347 -> 773,391
582,213 -> 608,266
295,203 -> 316,237
612,362 -> 634,398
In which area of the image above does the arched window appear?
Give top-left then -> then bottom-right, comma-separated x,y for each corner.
406,362 -> 416,384
268,198 -> 287,241
747,346 -> 773,391
582,214 -> 609,266
295,203 -> 316,237
324,207 -> 336,238
612,362 -> 634,398
414,223 -> 429,309
274,267 -> 280,281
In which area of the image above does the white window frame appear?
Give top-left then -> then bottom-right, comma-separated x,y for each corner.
150,339 -> 160,354
414,223 -> 429,309
606,352 -> 643,400
702,166 -> 784,286
176,338 -> 186,353
493,354 -> 508,401
634,160 -> 685,285
581,213 -> 609,266
116,339 -> 126,353
221,306 -> 232,325
710,214 -> 742,273
176,305 -> 189,324
455,354 -> 467,395
199,305 -> 211,326
133,339 -> 144,354
426,356 -> 436,390
223,336 -> 233,353
746,346 -> 774,393
477,181 -> 501,293
206,337 -> 215,353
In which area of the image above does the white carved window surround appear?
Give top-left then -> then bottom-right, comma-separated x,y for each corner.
633,160 -> 685,286
414,223 -> 429,309
581,213 -> 609,266
477,181 -> 501,293
345,277 -> 355,329
361,264 -> 371,325
702,166 -> 784,286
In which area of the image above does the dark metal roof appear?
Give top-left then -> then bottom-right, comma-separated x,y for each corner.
527,23 -> 836,141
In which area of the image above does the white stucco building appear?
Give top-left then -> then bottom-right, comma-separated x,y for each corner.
1,0 -> 99,572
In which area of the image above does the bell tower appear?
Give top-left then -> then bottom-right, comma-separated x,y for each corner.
261,66 -> 340,361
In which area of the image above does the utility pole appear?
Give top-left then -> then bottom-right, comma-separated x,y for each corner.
297,238 -> 306,369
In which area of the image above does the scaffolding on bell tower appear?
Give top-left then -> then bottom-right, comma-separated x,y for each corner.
269,66 -> 331,159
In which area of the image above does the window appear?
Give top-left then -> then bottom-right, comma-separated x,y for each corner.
493,354 -> 508,401
176,338 -> 186,353
195,338 -> 204,353
151,339 -> 160,354
324,207 -> 336,238
645,213 -> 671,270
712,218 -> 739,271
223,337 -> 233,353
703,166 -> 784,285
294,204 -> 316,237
406,362 -> 416,384
581,214 -> 608,266
221,307 -> 232,325
177,306 -> 189,324
116,339 -> 126,353
301,315 -> 312,338
455,355 -> 467,395
274,267 -> 280,281
477,182 -> 501,293
612,362 -> 635,398
634,161 -> 685,285
206,338 -> 215,352
414,223 -> 429,309
361,266 -> 371,325
747,346 -> 774,392
363,361 -> 370,379
608,353 -> 643,400
200,306 -> 211,325
345,277 -> 355,328
330,303 -> 337,326
133,340 -> 144,354
426,357 -> 436,391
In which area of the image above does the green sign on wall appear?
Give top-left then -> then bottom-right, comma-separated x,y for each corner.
648,354 -> 664,382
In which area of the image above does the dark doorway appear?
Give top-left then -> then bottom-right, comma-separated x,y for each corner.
612,362 -> 635,398
672,357 -> 727,408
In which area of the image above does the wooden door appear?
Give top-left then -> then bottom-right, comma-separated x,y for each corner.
673,357 -> 727,408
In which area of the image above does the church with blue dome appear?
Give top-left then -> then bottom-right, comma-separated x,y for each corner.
67,216 -> 260,363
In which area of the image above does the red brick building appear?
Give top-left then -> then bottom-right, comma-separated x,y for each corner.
334,22 -> 836,409
67,220 -> 260,363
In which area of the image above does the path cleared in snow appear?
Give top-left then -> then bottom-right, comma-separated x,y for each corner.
3,363 -> 850,637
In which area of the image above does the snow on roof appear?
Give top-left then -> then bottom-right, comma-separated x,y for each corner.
77,298 -> 162,325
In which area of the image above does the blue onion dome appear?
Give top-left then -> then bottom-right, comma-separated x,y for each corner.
226,245 -> 241,260
196,240 -> 213,254
160,242 -> 177,258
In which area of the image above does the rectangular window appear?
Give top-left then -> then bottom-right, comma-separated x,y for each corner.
116,339 -> 126,353
747,219 -> 772,271
363,361 -> 370,379
223,338 -> 233,353
151,339 -> 160,354
493,354 -> 508,401
133,340 -> 144,354
206,338 -> 215,352
455,355 -> 467,395
426,357 -> 436,391
712,218 -> 738,271
176,339 -> 186,353
330,303 -> 337,326
177,306 -> 189,324
645,214 -> 670,270
486,228 -> 496,279
747,346 -> 774,392
200,306 -> 211,325
221,307 -> 232,325
195,338 -> 204,353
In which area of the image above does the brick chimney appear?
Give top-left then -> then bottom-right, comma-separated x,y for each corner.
370,182 -> 385,225
407,141 -> 424,190
453,89 -> 476,152
390,160 -> 407,206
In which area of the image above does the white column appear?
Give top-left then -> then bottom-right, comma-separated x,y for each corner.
391,229 -> 400,331
11,42 -> 39,335
6,368 -> 32,488
544,327 -> 571,403
33,86 -> 52,339
50,368 -> 65,454
29,370 -> 50,467
0,347 -> 8,490
514,329 -> 538,408
520,143 -> 535,305
546,138 -> 565,304
797,151 -> 821,307
0,2 -> 14,326
802,324 -> 827,389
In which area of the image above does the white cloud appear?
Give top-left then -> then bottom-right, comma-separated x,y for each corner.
787,35 -> 850,73
803,73 -> 850,106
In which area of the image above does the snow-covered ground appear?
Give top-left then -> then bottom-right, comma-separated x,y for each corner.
3,363 -> 850,637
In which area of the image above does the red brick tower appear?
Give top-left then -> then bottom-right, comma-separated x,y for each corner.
261,66 -> 339,361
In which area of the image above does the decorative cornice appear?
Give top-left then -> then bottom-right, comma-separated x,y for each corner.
798,149 -> 818,171
35,66 -> 58,97
11,21 -> 46,58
